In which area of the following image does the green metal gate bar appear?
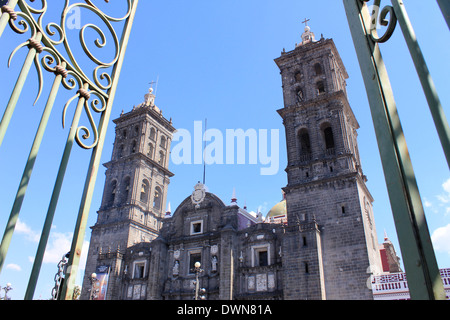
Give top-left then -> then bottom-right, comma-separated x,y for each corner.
0,0 -> 18,39
0,0 -> 138,300
25,83 -> 90,300
391,0 -> 450,169
343,0 -> 446,300
0,31 -> 42,149
437,0 -> 450,30
60,1 -> 139,299
0,31 -> 43,273
6,60 -> 68,299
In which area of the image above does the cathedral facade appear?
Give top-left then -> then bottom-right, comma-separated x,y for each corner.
80,25 -> 382,300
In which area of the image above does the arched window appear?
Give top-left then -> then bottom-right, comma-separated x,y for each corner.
324,126 -> 335,150
317,81 -> 326,94
159,151 -> 165,166
298,129 -> 311,155
148,143 -> 154,159
109,180 -> 117,206
140,179 -> 149,204
153,187 -> 162,210
134,125 -> 139,136
122,177 -> 130,203
314,63 -> 323,75
117,144 -> 124,159
296,88 -> 304,103
131,140 -> 137,153
295,71 -> 302,82
160,135 -> 167,149
150,127 -> 156,141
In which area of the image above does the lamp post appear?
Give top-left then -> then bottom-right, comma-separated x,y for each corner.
193,262 -> 206,300
2,283 -> 12,300
89,273 -> 99,300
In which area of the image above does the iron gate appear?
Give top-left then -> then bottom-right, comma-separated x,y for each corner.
0,0 -> 138,300
344,0 -> 448,300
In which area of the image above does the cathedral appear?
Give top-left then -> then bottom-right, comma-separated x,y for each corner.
80,24 -> 384,300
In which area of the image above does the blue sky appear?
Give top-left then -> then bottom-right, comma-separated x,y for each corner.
0,0 -> 449,300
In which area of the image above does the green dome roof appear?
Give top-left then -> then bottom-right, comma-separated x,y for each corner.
266,200 -> 286,219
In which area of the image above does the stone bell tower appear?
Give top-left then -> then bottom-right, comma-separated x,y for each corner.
275,23 -> 381,299
81,87 -> 176,300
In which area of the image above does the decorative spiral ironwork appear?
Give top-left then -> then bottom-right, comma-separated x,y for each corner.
360,0 -> 397,43
5,0 -> 134,149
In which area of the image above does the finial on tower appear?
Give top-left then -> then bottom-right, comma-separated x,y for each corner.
231,188 -> 237,204
302,18 -> 310,27
165,202 -> 172,217
384,229 -> 390,242
144,79 -> 158,107
297,18 -> 316,47
144,87 -> 156,107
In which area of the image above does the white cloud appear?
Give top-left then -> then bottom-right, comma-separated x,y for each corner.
257,201 -> 269,215
15,219 -> 40,243
248,210 -> 258,218
442,179 -> 450,194
436,194 -> 449,204
43,232 -> 72,264
424,198 -> 432,208
6,263 -> 22,272
437,178 -> 450,205
431,224 -> 450,255
13,220 -> 85,268
42,231 -> 89,274
424,178 -> 450,216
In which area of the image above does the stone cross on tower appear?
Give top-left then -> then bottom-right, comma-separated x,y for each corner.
149,80 -> 157,90
144,79 -> 159,107
299,18 -> 315,46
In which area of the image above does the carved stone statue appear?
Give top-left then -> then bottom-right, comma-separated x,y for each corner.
172,260 -> 179,276
211,256 -> 218,272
